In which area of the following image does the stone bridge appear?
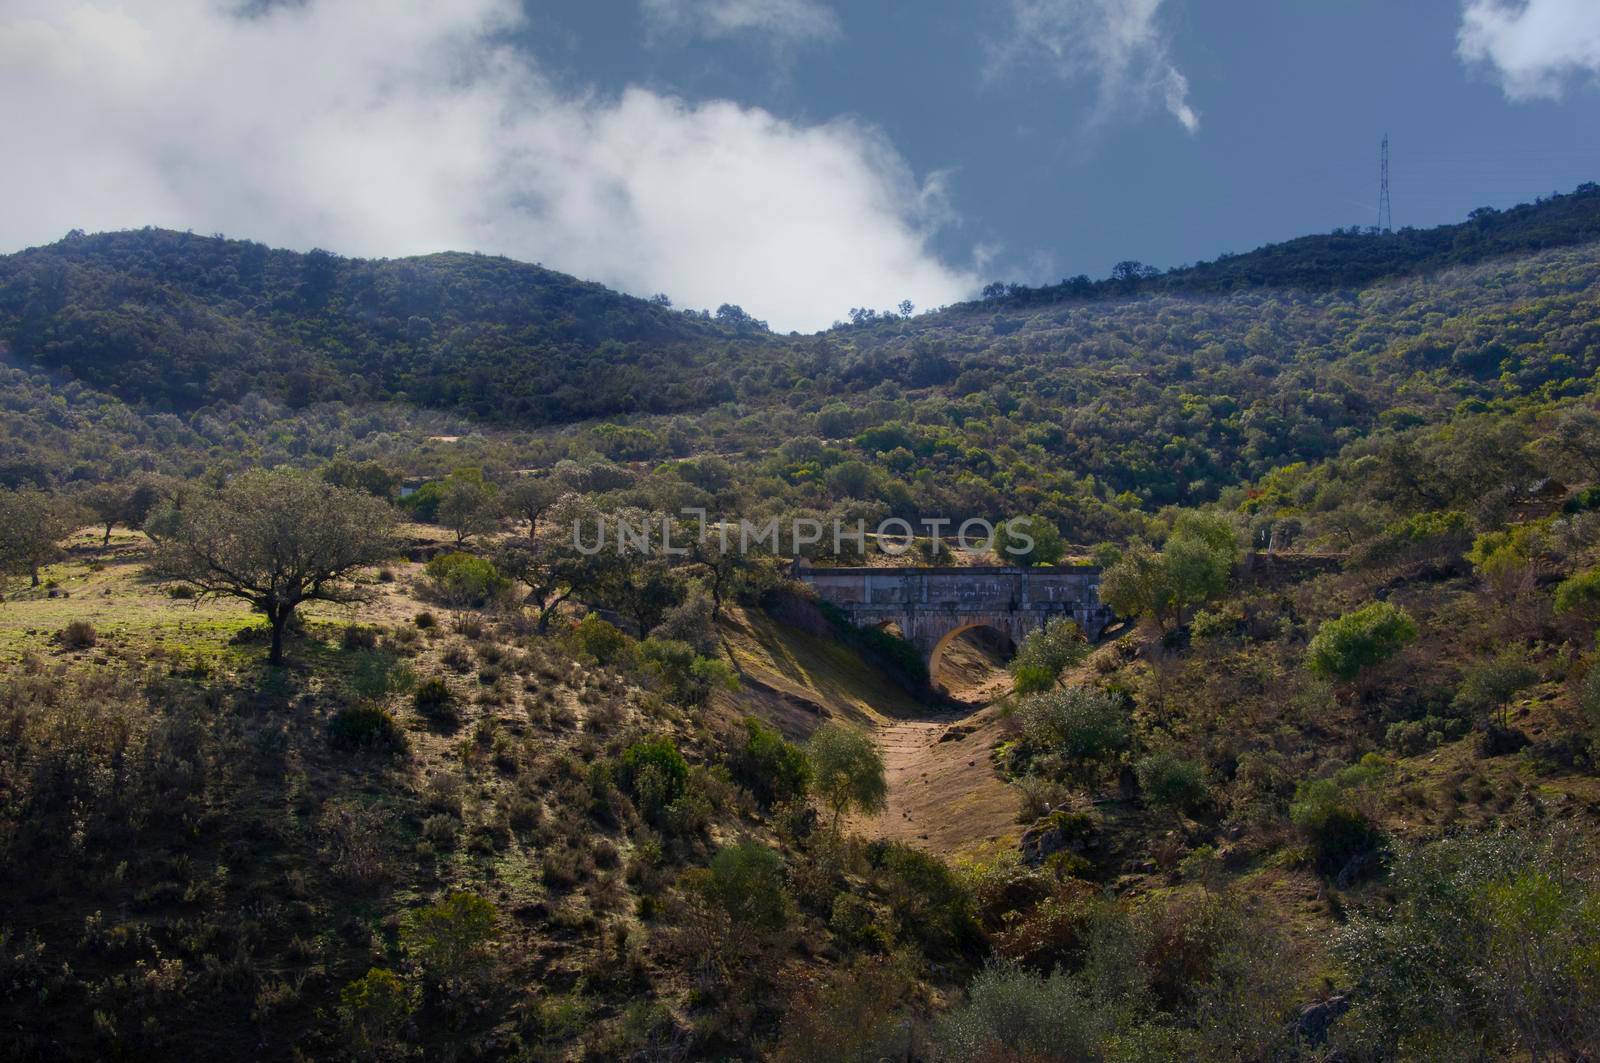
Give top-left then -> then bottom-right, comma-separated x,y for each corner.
796,564 -> 1113,683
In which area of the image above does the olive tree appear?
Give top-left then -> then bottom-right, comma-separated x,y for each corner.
808,722 -> 888,832
153,470 -> 397,665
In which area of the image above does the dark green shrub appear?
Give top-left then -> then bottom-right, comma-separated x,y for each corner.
873,842 -> 979,956
414,677 -> 456,723
1306,602 -> 1418,682
1290,779 -> 1383,876
729,717 -> 810,807
329,703 -> 407,752
573,613 -> 630,666
619,736 -> 689,820
1135,751 -> 1209,813
702,843 -> 789,929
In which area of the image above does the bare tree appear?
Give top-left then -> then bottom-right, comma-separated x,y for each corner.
153,470 -> 397,665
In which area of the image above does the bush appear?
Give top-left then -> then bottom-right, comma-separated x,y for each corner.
1306,601 -> 1418,683
703,843 -> 789,929
1290,778 -> 1383,876
1334,829 -> 1600,1059
1454,649 -> 1538,729
873,842 -> 978,956
808,722 -> 888,831
1013,686 -> 1129,778
729,717 -> 810,808
400,892 -> 498,986
341,624 -> 379,651
1554,568 -> 1600,624
573,613 -> 630,666
1135,751 -> 1209,813
338,968 -> 413,1057
637,637 -> 738,706
414,611 -> 436,629
329,703 -> 407,752
619,737 -> 689,821
423,551 -> 510,609
1009,618 -> 1089,694
59,620 -> 97,650
935,962 -> 1100,1061
413,677 -> 456,723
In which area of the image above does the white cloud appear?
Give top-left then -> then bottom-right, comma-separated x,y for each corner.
1458,0 -> 1600,101
989,0 -> 1199,134
641,0 -> 841,48
0,0 -> 972,332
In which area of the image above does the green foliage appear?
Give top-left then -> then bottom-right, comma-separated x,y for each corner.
1013,686 -> 1130,780
935,961 -> 1099,1061
807,722 -> 888,830
1135,751 -> 1209,814
338,968 -> 412,1057
1305,601 -> 1418,683
1334,829 -> 1600,1058
872,842 -> 979,956
1453,648 -> 1539,728
400,892 -> 498,986
328,703 -> 407,752
729,717 -> 810,808
702,844 -> 789,929
1098,514 -> 1234,628
618,736 -> 690,819
423,551 -> 510,610
1290,773 -> 1385,877
635,637 -> 738,706
996,516 -> 1065,566
572,613 -> 630,666
1009,618 -> 1089,694
1554,568 -> 1600,625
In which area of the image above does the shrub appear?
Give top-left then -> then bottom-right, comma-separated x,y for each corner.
1453,649 -> 1538,729
400,892 -> 498,986
573,613 -> 630,666
636,637 -> 738,706
1305,601 -> 1418,683
423,552 -> 510,610
59,620 -> 97,650
1554,568 -> 1600,624
874,842 -> 978,956
1013,685 -> 1130,779
703,843 -> 789,930
729,717 -> 810,808
935,962 -> 1100,1061
1334,829 -> 1600,1059
413,677 -> 456,723
1009,618 -> 1089,694
808,722 -> 888,831
1135,751 -> 1209,814
618,736 -> 689,821
338,968 -> 412,1057
341,624 -> 379,651
328,703 -> 407,752
828,894 -> 885,950
414,611 -> 436,629
1290,778 -> 1383,876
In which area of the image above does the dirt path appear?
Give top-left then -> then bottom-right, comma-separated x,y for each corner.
851,636 -> 1025,860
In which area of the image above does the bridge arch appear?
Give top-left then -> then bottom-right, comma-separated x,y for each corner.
795,563 -> 1112,684
926,620 -> 1017,691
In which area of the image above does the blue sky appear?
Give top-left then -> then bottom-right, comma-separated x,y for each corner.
3,0 -> 1599,330
529,0 -> 1600,286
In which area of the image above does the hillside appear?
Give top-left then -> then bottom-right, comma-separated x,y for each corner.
4,184 -> 1600,1059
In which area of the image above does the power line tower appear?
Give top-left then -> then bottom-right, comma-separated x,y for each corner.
1377,133 -> 1392,233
